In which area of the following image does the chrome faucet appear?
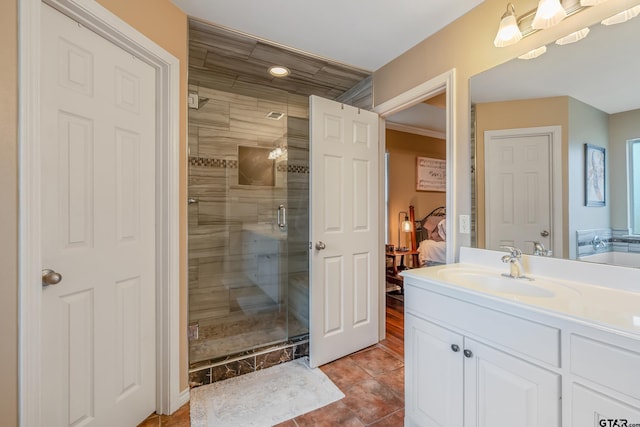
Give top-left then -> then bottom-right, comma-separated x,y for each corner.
592,235 -> 607,250
501,246 -> 527,279
532,241 -> 551,257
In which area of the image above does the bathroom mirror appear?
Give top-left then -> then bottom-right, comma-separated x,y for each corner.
470,13 -> 640,261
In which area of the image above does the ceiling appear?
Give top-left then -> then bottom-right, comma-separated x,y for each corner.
471,12 -> 640,115
188,20 -> 371,100
171,0 -> 485,72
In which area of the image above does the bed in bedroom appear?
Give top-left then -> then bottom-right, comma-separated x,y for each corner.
414,206 -> 447,267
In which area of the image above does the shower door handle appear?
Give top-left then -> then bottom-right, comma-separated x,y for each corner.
277,204 -> 286,230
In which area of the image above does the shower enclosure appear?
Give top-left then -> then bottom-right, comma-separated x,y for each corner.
186,20 -> 371,386
187,81 -> 311,380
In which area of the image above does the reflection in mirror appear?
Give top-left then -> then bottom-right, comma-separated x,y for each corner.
470,12 -> 640,267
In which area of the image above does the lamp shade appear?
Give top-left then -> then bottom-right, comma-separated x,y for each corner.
518,45 -> 547,60
494,14 -> 523,47
532,0 -> 567,29
601,5 -> 640,26
494,3 -> 522,47
555,27 -> 590,45
580,0 -> 609,6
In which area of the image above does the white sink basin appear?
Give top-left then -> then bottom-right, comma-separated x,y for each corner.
437,269 -> 556,298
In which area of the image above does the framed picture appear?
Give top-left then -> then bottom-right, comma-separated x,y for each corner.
584,143 -> 605,207
416,156 -> 446,192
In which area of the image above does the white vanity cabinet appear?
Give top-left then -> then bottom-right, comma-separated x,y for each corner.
405,286 -> 561,427
403,256 -> 640,427
567,331 -> 640,426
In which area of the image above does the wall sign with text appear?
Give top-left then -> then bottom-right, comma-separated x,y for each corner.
416,156 -> 446,192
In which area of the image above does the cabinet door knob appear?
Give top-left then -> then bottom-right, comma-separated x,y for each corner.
451,344 -> 460,352
463,349 -> 473,358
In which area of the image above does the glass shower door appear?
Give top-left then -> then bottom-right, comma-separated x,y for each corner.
187,86 -> 309,365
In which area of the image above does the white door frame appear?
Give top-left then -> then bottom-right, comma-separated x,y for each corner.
373,69 -> 456,337
484,126 -> 563,257
18,0 -> 183,424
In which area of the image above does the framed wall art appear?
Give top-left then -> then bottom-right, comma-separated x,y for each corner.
584,143 -> 605,207
416,156 -> 446,192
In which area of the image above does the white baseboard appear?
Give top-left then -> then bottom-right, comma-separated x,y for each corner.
174,387 -> 190,413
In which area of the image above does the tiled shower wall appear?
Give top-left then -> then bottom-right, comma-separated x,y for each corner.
187,83 -> 310,374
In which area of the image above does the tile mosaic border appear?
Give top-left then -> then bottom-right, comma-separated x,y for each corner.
188,335 -> 310,388
189,156 -> 238,168
189,156 -> 309,174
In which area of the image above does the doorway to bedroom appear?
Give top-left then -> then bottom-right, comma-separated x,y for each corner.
383,91 -> 448,300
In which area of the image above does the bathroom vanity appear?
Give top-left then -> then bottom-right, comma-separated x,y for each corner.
403,247 -> 640,427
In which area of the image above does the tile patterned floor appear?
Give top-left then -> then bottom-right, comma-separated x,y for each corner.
139,295 -> 404,426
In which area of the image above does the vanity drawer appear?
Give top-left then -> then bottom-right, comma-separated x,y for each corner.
405,283 -> 560,367
570,334 -> 640,400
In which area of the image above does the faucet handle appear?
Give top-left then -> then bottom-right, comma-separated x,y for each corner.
500,246 -> 522,258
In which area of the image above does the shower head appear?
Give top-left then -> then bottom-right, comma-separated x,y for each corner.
197,97 -> 209,109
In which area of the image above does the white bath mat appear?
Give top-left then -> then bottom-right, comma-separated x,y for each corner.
190,357 -> 344,427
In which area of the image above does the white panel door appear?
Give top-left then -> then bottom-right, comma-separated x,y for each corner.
309,96 -> 379,368
485,130 -> 552,254
464,339 -> 561,427
40,4 -> 157,426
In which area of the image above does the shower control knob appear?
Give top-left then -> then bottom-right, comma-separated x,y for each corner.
42,269 -> 63,286
315,241 -> 326,250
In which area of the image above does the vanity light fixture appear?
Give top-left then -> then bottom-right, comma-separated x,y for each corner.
518,45 -> 547,59
555,27 -> 590,45
532,0 -> 567,29
268,65 -> 290,77
601,5 -> 640,26
494,3 -> 523,47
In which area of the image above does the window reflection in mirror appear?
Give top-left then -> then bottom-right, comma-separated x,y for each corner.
630,139 -> 640,235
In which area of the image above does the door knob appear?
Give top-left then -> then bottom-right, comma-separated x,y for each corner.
463,349 -> 473,358
451,344 -> 460,352
42,269 -> 63,286
540,230 -> 550,237
315,241 -> 326,250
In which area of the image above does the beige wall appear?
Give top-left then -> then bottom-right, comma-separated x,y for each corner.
386,129 -> 446,251
94,0 -> 189,391
475,97 -> 569,254
1,1 -> 18,425
374,0 -> 640,259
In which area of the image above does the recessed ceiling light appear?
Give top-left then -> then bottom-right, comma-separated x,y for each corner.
268,66 -> 290,77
